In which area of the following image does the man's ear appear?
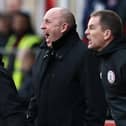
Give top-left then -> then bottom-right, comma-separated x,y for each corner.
61,23 -> 69,33
104,29 -> 112,40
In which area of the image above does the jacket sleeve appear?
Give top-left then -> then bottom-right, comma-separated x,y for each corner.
81,51 -> 107,126
0,67 -> 27,126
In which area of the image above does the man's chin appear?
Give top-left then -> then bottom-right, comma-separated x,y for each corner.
46,41 -> 52,47
88,44 -> 93,49
88,45 -> 97,51
88,45 -> 100,52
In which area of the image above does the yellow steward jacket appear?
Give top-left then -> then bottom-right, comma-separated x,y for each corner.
3,34 -> 41,90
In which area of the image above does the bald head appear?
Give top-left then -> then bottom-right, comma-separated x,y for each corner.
41,7 -> 76,47
45,7 -> 76,28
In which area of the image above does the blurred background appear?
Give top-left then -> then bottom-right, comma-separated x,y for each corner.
0,0 -> 86,37
0,0 -> 126,38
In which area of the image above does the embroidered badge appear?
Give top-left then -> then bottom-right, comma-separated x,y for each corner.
107,70 -> 115,84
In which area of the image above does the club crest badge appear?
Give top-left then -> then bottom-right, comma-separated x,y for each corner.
107,70 -> 115,84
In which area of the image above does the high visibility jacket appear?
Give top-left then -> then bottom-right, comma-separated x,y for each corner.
3,34 -> 41,90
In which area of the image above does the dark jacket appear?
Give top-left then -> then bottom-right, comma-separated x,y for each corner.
30,27 -> 106,126
0,57 -> 27,126
98,37 -> 126,96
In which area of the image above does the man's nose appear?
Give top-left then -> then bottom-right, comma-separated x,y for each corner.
85,28 -> 89,35
40,22 -> 45,30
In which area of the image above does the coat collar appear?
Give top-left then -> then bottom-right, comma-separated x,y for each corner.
40,26 -> 81,60
96,36 -> 126,57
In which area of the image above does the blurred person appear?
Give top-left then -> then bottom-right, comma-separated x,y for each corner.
27,7 -> 106,126
105,0 -> 119,11
0,54 -> 27,126
18,49 -> 35,101
0,13 -> 12,47
85,10 -> 126,126
5,0 -> 22,15
4,11 -> 41,90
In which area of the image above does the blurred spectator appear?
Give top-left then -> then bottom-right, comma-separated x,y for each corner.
3,11 -> 42,90
18,49 -> 35,101
5,0 -> 22,15
97,1 -> 119,13
0,13 -> 12,48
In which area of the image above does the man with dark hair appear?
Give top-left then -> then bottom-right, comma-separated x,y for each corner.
85,10 -> 126,126
27,7 -> 106,126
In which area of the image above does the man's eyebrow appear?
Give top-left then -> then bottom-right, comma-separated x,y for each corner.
88,24 -> 95,29
43,18 -> 51,23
